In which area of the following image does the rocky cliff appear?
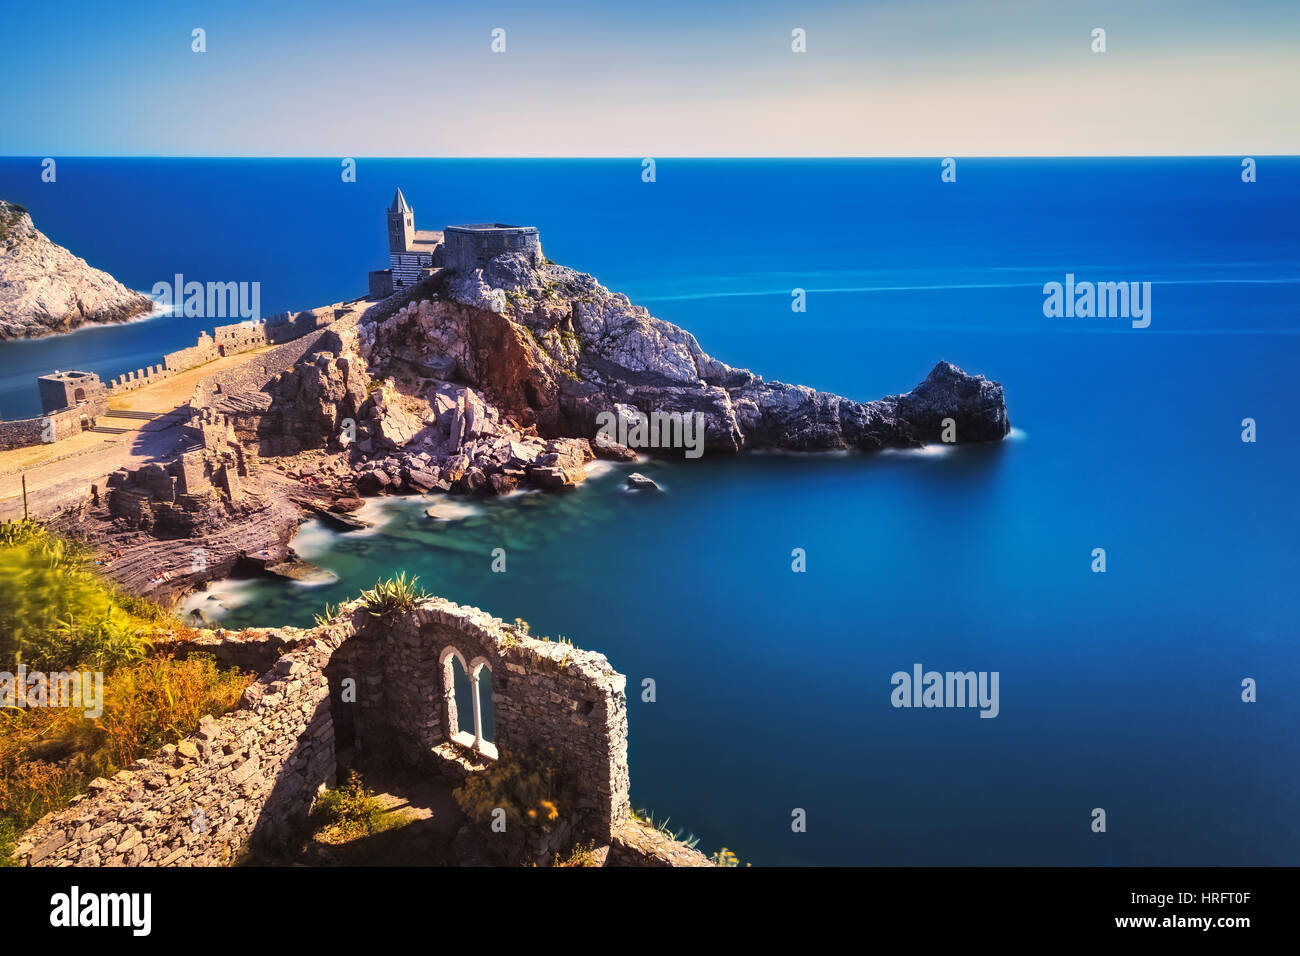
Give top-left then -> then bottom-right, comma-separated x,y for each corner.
361,259 -> 1011,452
237,252 -> 1010,497
0,199 -> 154,340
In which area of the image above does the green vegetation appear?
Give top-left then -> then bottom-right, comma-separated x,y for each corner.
632,806 -> 701,850
312,601 -> 340,627
357,572 -> 427,617
710,847 -> 748,867
0,202 -> 29,242
0,520 -> 252,864
0,520 -> 167,671
552,840 -> 601,867
309,771 -> 405,842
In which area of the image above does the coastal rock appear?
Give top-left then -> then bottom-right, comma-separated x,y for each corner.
360,260 -> 1011,457
0,200 -> 154,340
356,469 -> 391,496
526,438 -> 592,490
261,350 -> 370,455
484,252 -> 544,293
358,384 -> 423,450
625,473 -> 660,492
593,432 -> 638,462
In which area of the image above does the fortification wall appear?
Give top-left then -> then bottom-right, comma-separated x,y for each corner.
443,226 -> 542,272
2,304 -> 346,455
191,315 -> 361,414
14,597 -> 662,866
0,399 -> 106,451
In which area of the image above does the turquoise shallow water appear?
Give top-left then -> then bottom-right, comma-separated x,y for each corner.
2,158 -> 1298,864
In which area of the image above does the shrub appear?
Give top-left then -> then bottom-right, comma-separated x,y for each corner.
453,750 -> 573,832
310,771 -> 394,839
357,573 -> 427,617
711,847 -> 747,867
0,654 -> 252,858
552,840 -> 601,867
97,654 -> 251,769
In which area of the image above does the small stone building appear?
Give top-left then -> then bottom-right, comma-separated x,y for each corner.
37,370 -> 105,414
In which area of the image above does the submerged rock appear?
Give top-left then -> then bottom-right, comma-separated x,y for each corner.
625,473 -> 661,492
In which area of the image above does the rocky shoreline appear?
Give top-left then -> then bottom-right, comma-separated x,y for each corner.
32,250 -> 1009,609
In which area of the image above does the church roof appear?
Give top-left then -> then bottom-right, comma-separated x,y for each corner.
389,188 -> 411,214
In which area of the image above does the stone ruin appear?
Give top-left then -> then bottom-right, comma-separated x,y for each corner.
104,410 -> 256,530
13,597 -> 711,867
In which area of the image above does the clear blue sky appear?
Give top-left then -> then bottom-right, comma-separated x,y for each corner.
4,0 -> 1297,156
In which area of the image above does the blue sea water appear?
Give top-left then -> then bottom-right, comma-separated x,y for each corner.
1,158 -> 1297,865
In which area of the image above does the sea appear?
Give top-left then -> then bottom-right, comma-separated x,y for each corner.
1,157 -> 1296,865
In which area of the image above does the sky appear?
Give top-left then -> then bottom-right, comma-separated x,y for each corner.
2,0 -> 1297,157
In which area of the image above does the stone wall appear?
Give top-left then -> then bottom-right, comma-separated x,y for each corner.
14,629 -> 344,866
0,399 -> 105,451
443,225 -> 543,273
108,363 -> 171,393
13,596 -> 675,866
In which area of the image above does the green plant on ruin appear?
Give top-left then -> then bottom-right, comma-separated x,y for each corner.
631,807 -> 700,850
357,572 -> 427,617
312,602 -> 339,627
453,749 -> 574,832
552,840 -> 601,867
310,771 -> 397,840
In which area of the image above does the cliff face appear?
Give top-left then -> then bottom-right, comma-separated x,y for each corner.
241,253 -> 1009,497
0,200 -> 154,340
360,256 -> 1012,454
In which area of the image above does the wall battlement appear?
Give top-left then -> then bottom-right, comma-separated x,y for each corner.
0,309 -> 339,452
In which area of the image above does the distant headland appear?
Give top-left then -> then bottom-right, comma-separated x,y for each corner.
0,199 -> 154,340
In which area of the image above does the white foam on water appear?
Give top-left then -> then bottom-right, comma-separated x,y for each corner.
877,442 -> 958,459
1007,427 -> 1028,442
175,577 -> 262,622
342,495 -> 419,535
584,459 -> 637,481
288,518 -> 337,560
423,495 -> 487,520
290,568 -> 340,588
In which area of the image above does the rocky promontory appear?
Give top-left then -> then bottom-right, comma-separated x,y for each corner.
0,199 -> 154,340
215,253 -> 1010,499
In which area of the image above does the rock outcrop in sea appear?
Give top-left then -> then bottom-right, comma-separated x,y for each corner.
314,254 -> 1011,494
227,254 -> 1011,498
193,250 -> 1008,501
0,199 -> 154,340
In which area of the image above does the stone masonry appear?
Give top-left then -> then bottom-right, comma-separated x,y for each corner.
11,596 -> 705,867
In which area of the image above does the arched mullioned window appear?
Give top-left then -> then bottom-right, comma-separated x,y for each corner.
439,646 -> 498,760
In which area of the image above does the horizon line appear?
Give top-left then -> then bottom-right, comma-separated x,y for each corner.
2,154 -> 1298,161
